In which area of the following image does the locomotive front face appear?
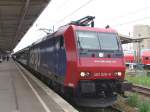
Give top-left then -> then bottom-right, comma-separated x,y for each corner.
75,30 -> 125,80
63,26 -> 130,107
70,29 -> 127,107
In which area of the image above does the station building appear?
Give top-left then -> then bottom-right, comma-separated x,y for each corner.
133,25 -> 150,50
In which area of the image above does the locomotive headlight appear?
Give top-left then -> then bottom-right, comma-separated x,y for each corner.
114,72 -> 122,76
118,72 -> 122,76
80,72 -> 90,77
80,72 -> 86,77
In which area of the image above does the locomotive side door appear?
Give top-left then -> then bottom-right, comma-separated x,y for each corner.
55,36 -> 66,83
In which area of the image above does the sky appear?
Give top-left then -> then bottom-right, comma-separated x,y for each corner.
13,0 -> 150,52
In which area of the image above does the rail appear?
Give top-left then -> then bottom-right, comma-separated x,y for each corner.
109,106 -> 123,112
77,106 -> 123,112
132,84 -> 150,97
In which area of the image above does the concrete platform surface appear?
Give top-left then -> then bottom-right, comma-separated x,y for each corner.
0,60 -> 78,112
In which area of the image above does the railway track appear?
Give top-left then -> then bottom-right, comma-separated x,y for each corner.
109,106 -> 123,112
132,84 -> 150,97
77,106 -> 123,112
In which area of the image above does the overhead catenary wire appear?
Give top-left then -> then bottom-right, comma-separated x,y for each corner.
103,5 -> 150,22
113,15 -> 150,27
103,5 -> 150,27
56,0 -> 71,10
40,1 -> 150,32
54,1 -> 150,29
55,0 -> 94,25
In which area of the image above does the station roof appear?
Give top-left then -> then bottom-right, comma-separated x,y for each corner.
119,34 -> 150,44
0,0 -> 51,52
118,34 -> 133,44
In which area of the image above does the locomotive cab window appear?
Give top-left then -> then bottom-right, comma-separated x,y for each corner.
98,33 -> 119,50
77,31 -> 100,50
76,31 -> 120,51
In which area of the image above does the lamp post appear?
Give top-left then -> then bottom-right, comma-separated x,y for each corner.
137,34 -> 141,64
135,34 -> 144,65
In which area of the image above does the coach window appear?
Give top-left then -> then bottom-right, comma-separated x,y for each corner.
145,57 -> 149,60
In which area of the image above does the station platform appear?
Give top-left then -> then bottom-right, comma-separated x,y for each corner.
0,59 -> 78,112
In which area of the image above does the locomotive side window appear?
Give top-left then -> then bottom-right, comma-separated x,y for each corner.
55,36 -> 64,49
60,36 -> 64,48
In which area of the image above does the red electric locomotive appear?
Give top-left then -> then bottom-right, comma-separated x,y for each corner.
124,53 -> 134,64
141,49 -> 150,69
124,53 -> 135,69
14,16 -> 131,107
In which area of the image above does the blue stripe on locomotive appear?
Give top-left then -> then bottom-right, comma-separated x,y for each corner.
38,36 -> 67,77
